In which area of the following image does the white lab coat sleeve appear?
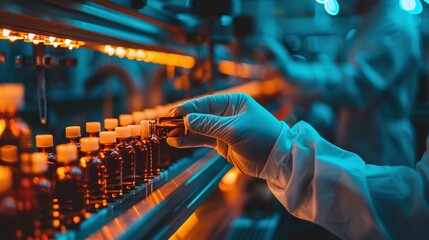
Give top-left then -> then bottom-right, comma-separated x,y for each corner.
260,121 -> 429,239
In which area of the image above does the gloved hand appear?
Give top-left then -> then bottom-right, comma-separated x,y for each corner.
167,93 -> 283,178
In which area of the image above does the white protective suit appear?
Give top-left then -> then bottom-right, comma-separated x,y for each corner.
281,0 -> 421,166
261,121 -> 429,239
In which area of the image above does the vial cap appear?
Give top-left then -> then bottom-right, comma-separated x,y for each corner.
80,137 -> 100,152
35,134 -> 54,148
31,152 -> 48,174
0,145 -> 18,163
128,125 -> 141,137
144,109 -> 157,120
0,83 -> 25,110
140,120 -> 151,138
115,127 -> 131,138
132,111 -> 145,124
65,126 -> 81,138
56,144 -> 78,163
0,166 -> 12,193
86,122 -> 101,133
119,114 -> 133,126
104,118 -> 118,130
99,131 -> 117,144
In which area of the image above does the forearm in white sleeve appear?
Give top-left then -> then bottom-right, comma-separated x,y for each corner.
260,121 -> 429,239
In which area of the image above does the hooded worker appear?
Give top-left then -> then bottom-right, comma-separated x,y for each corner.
254,0 -> 421,166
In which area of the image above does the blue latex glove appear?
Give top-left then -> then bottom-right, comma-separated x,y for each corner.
167,93 -> 283,178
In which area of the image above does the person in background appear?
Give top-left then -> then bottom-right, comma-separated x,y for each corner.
167,93 -> 429,239
248,0 -> 421,166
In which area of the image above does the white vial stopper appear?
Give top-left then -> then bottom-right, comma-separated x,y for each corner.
36,134 -> 54,148
119,114 -> 133,126
65,126 -> 81,138
86,122 -> 101,133
104,118 -> 118,130
132,111 -> 145,124
0,166 -> 12,193
129,125 -> 141,137
31,152 -> 48,174
115,127 -> 131,138
99,131 -> 117,144
0,145 -> 18,163
140,120 -> 151,138
80,137 -> 100,152
56,144 -> 78,163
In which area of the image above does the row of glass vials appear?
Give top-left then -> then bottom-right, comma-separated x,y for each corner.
0,112 -> 187,239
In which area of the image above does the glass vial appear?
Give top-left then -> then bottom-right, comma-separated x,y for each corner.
104,118 -> 118,132
129,125 -> 148,184
141,120 -> 160,177
86,121 -> 101,138
115,127 -> 135,191
80,137 -> 107,212
155,117 -> 187,138
0,83 -> 33,154
17,152 -> 54,239
0,166 -> 17,239
65,126 -> 81,153
119,114 -> 133,127
0,145 -> 20,189
36,134 -> 57,181
99,131 -> 123,201
54,144 -> 85,231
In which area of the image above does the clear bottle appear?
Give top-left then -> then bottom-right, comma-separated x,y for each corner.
141,120 -> 160,177
54,144 -> 85,231
80,137 -> 107,212
36,134 -> 57,181
16,152 -> 54,239
0,145 -> 21,189
115,127 -> 135,191
104,118 -> 118,132
119,114 -> 133,127
0,166 -> 17,240
99,131 -> 123,201
129,125 -> 148,184
65,126 -> 81,153
86,121 -> 101,138
0,83 -> 33,154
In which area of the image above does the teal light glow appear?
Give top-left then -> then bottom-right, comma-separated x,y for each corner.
315,0 -> 327,3
400,0 -> 423,14
324,0 -> 340,16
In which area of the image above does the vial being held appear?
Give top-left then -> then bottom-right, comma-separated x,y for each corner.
115,127 -> 136,191
54,144 -> 85,231
99,131 -> 123,201
80,137 -> 107,212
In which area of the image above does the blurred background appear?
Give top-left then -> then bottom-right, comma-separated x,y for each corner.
1,0 -> 428,239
